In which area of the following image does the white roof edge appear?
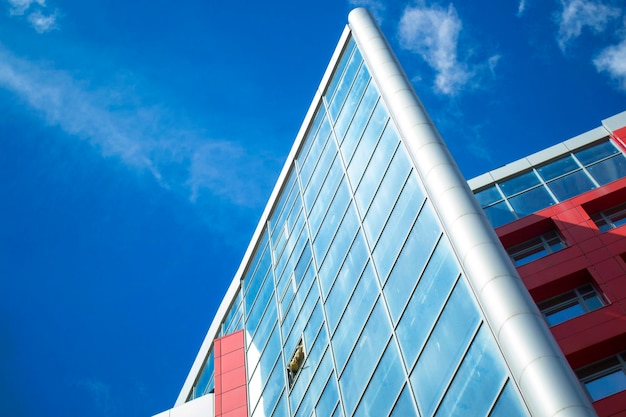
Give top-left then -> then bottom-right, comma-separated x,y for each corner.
602,110 -> 626,132
468,121 -> 618,191
174,23 -> 353,407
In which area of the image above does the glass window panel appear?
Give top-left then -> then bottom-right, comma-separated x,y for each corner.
296,106 -> 325,166
294,242 -> 312,287
544,302 -> 586,326
353,340 -> 405,417
309,171 -> 347,241
304,140 -> 338,212
194,348 -> 214,397
508,186 -> 555,217
346,100 -> 389,184
299,118 -> 332,190
489,380 -> 530,417
334,65 -> 370,141
363,146 -> 412,246
251,358 -> 284,417
396,238 -> 459,368
340,82 -> 380,163
243,232 -> 269,293
318,216 -> 360,299
275,214 -> 307,291
325,37 -> 356,103
244,241 -> 272,307
499,171 -> 541,197
585,369 -> 626,401
250,301 -> 278,359
339,299 -> 392,416
354,127 -> 399,214
271,391 -> 288,417
316,373 -> 340,417
411,279 -> 481,417
246,270 -> 276,339
435,325 -> 508,417
328,48 -> 363,121
282,264 -> 315,342
331,262 -> 378,369
376,192 -> 436,292
290,328 -> 330,411
475,185 -> 502,206
575,140 -> 619,165
546,170 -> 595,201
313,199 -> 355,268
537,155 -> 580,181
295,348 -> 333,417
507,230 -> 566,267
249,324 -> 281,384
324,232 -> 369,333
587,155 -> 626,185
390,384 -> 418,417
483,201 -> 517,228
284,277 -> 319,356
270,174 -> 298,242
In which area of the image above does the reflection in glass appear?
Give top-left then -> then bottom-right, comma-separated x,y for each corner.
435,325 -> 507,416
508,186 -> 555,217
411,279 -> 480,417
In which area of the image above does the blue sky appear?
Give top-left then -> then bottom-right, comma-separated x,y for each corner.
0,0 -> 624,416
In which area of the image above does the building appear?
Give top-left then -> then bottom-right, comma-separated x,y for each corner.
154,8 -> 626,417
469,114 -> 626,417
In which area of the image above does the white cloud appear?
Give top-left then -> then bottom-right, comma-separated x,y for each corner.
27,9 -> 57,33
555,0 -> 621,51
6,0 -> 44,15
517,0 -> 527,17
5,0 -> 59,33
398,3 -> 472,95
594,36 -> 626,91
0,45 -> 277,209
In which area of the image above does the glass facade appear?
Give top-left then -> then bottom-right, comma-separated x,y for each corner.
475,140 -> 626,228
187,35 -> 530,416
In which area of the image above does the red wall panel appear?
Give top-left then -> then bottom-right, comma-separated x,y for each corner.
214,330 -> 248,417
496,178 -> 626,417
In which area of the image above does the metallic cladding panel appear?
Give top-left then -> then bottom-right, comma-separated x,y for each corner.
348,7 -> 596,417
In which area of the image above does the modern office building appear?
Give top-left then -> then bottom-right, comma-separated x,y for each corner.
469,114 -> 626,417
154,8 -> 625,417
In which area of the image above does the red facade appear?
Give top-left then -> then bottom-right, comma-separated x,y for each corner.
214,330 -> 249,417
496,177 -> 626,417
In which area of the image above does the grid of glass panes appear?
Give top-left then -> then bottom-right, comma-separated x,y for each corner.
577,352 -> 626,401
506,230 -> 566,267
475,140 -> 626,228
538,284 -> 606,326
181,35 -> 532,416
591,201 -> 626,232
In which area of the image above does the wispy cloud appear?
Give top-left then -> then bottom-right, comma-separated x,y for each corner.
517,0 -> 527,17
5,0 -> 58,33
594,36 -> 626,91
6,0 -> 44,15
0,44 -> 278,210
555,0 -> 620,51
27,9 -> 57,33
397,3 -> 498,96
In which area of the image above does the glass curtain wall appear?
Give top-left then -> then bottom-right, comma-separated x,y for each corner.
196,34 -> 531,416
